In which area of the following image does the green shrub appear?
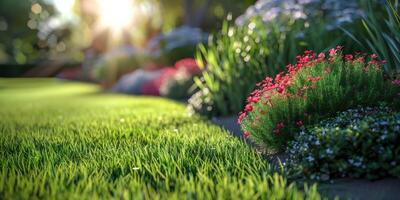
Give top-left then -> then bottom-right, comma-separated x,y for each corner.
287,106 -> 400,180
345,0 -> 400,74
239,47 -> 400,152
188,18 -> 272,117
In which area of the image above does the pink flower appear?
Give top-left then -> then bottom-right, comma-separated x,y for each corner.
318,53 -> 325,59
371,54 -> 378,59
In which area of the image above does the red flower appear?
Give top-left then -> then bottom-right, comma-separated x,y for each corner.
273,122 -> 285,135
273,129 -> 280,135
247,96 -> 260,103
244,104 -> 253,112
304,50 -> 312,55
344,54 -> 353,61
243,131 -> 250,139
329,48 -> 337,57
323,67 -> 331,74
318,53 -> 325,59
277,85 -> 285,93
392,79 -> 400,85
353,56 -> 365,64
371,54 -> 378,60
238,112 -> 246,124
296,120 -> 304,127
277,122 -> 285,129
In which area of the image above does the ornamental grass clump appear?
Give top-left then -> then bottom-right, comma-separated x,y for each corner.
239,46 -> 400,152
287,106 -> 400,180
188,15 -> 320,118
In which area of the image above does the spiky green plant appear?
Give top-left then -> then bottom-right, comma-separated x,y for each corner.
344,0 -> 400,75
188,16 -> 307,117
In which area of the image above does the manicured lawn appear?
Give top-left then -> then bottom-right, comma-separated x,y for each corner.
0,79 -> 321,199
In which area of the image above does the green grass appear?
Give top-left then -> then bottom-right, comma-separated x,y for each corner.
0,79 -> 322,199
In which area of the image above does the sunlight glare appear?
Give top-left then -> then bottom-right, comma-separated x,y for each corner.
97,0 -> 135,32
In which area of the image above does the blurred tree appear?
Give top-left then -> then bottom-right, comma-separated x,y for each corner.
0,0 -> 54,64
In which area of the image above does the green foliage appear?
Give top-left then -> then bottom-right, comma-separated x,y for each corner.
240,48 -> 400,152
188,10 -> 354,118
345,0 -> 400,74
287,106 -> 400,180
0,79 -> 323,199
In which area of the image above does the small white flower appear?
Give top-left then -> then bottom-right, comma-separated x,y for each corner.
326,148 -> 333,154
306,155 -> 314,162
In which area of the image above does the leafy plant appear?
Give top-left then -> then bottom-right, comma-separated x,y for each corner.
344,0 -> 400,74
239,47 -> 400,152
287,106 -> 400,180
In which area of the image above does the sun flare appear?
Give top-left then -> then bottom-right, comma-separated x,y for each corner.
96,0 -> 136,34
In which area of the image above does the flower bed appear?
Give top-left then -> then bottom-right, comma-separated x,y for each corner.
239,46 -> 400,151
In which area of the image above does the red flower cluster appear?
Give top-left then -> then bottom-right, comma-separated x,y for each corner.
238,46 -> 384,140
273,122 -> 285,135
